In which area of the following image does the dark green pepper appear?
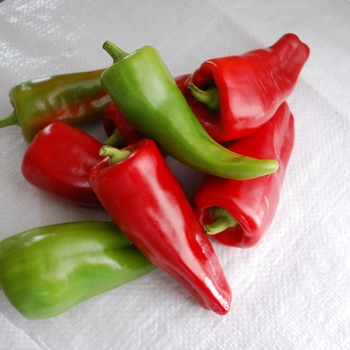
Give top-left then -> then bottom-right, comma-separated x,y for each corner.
0,69 -> 110,143
0,221 -> 155,319
100,41 -> 279,180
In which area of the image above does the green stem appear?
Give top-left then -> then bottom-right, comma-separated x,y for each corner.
102,41 -> 129,63
204,206 -> 238,235
0,111 -> 19,128
188,82 -> 220,112
104,128 -> 127,148
99,145 -> 131,166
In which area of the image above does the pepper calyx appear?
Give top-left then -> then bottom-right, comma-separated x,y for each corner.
102,41 -> 129,63
204,206 -> 238,235
104,128 -> 127,148
0,111 -> 19,128
188,82 -> 220,112
99,145 -> 131,166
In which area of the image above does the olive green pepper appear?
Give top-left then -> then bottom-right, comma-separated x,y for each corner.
0,69 -> 110,143
100,41 -> 279,180
0,221 -> 155,319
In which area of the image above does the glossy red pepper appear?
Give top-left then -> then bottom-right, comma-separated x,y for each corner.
193,102 -> 294,248
103,101 -> 144,145
88,139 -> 232,315
181,33 -> 309,142
21,122 -> 104,208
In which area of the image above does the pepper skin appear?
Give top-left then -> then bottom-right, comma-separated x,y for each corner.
100,40 -> 279,180
182,33 -> 309,142
88,139 -> 232,315
193,102 -> 294,248
0,221 -> 155,319
102,74 -> 191,145
0,69 -> 111,143
103,101 -> 144,145
21,122 -> 104,208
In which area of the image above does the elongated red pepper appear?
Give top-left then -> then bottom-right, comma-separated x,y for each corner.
88,139 -> 232,315
21,122 -> 104,208
193,102 -> 294,247
182,33 -> 309,142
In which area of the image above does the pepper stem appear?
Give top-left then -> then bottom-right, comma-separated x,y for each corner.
104,128 -> 127,148
102,41 -> 129,63
99,145 -> 131,166
188,82 -> 220,112
204,206 -> 238,235
0,111 -> 19,128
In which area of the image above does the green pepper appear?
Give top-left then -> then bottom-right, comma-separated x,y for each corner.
100,41 -> 279,180
0,221 -> 155,319
0,69 -> 110,143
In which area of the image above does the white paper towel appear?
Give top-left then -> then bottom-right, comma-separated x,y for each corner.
1,0 -> 350,349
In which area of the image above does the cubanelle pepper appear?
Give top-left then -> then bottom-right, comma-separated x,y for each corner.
181,33 -> 309,142
102,74 -> 191,146
194,102 -> 294,247
21,122 -> 107,209
0,68 -> 111,143
88,139 -> 232,315
0,221 -> 155,319
99,40 -> 279,180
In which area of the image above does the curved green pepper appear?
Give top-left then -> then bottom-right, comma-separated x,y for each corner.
0,69 -> 110,143
100,41 -> 279,180
0,221 -> 155,319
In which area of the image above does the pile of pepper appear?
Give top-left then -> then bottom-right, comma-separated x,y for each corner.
0,33 -> 310,319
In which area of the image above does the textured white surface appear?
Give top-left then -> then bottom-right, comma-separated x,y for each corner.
1,0 -> 350,349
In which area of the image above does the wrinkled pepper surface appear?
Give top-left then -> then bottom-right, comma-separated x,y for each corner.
21,122 -> 104,208
88,139 -> 232,315
0,69 -> 110,143
181,33 -> 309,142
99,40 -> 279,180
194,102 -> 294,248
0,221 -> 155,319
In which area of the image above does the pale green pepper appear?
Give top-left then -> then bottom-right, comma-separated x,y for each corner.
0,221 -> 155,319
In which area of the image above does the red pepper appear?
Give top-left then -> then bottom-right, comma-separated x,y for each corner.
21,122 -> 104,208
182,33 -> 309,142
175,74 -> 191,89
88,139 -> 232,315
103,101 -> 144,145
193,102 -> 294,247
